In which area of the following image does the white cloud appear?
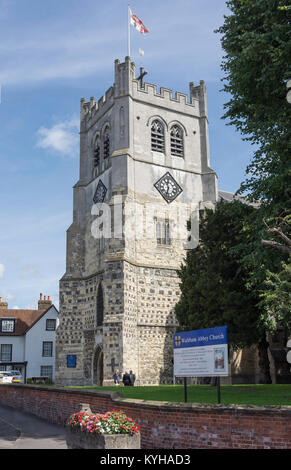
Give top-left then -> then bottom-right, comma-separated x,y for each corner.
0,264 -> 5,278
36,116 -> 79,157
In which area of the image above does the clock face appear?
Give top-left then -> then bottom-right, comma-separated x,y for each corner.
93,180 -> 107,204
154,172 -> 183,203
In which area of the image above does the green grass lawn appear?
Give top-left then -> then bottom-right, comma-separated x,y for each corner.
69,384 -> 291,406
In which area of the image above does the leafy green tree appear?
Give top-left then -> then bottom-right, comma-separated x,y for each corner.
215,1 -> 291,361
260,261 -> 291,329
175,201 -> 272,382
260,214 -> 291,329
216,0 -> 291,214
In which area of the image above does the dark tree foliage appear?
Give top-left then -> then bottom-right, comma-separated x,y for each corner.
216,0 -> 291,214
215,1 -> 291,357
175,201 -> 274,382
175,201 -> 262,350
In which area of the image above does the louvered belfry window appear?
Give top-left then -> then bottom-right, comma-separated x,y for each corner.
103,128 -> 110,159
151,120 -> 165,152
170,125 -> 184,157
93,144 -> 100,168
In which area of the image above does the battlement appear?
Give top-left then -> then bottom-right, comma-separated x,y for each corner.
80,58 -> 207,125
80,85 -> 115,124
132,79 -> 200,109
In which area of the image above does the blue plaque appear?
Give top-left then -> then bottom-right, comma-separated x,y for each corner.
67,355 -> 77,368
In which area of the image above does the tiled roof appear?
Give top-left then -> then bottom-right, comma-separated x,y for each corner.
218,190 -> 260,208
0,307 -> 52,336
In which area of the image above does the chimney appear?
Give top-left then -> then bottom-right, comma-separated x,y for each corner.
38,293 -> 52,310
0,297 -> 8,310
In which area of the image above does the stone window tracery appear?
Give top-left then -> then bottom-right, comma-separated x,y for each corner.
94,143 -> 100,168
156,218 -> 171,246
103,127 -> 110,159
151,119 -> 165,153
170,124 -> 184,157
93,135 -> 101,178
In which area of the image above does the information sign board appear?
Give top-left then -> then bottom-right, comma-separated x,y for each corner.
174,326 -> 228,377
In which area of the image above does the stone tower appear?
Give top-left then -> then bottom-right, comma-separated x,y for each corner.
55,57 -> 218,386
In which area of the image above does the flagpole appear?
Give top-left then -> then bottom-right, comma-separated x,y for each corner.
128,4 -> 131,58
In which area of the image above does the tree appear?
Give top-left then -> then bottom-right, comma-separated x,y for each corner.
260,262 -> 291,329
216,0 -> 291,214
260,214 -> 291,330
215,1 -> 291,374
175,201 -> 272,382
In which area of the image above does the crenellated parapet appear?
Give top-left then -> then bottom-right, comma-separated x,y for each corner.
80,58 -> 208,128
80,86 -> 115,126
132,80 -> 198,108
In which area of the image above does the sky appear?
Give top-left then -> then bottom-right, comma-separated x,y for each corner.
0,0 -> 256,310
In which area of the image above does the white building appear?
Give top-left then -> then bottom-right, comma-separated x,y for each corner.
0,295 -> 59,382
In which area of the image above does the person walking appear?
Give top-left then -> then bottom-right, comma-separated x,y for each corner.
129,370 -> 136,386
122,371 -> 131,386
113,369 -> 120,385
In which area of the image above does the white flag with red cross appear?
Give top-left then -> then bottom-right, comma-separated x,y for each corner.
129,8 -> 149,34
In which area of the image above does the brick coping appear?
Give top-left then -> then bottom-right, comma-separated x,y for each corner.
4,383 -> 291,415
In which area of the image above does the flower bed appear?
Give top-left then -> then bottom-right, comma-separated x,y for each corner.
66,407 -> 141,449
69,409 -> 140,435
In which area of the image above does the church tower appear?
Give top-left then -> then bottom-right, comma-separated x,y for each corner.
55,57 -> 218,386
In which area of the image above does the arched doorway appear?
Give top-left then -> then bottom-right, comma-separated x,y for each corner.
92,345 -> 103,386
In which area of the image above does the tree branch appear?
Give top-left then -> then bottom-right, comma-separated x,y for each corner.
265,226 -> 291,247
261,239 -> 291,255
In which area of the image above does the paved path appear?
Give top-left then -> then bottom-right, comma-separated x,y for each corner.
0,404 -> 67,449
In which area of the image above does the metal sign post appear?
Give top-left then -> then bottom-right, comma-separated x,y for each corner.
184,377 -> 187,403
217,377 -> 221,404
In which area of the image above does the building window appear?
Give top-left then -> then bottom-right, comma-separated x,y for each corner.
94,143 -> 100,168
0,344 -> 12,361
0,319 -> 15,333
103,127 -> 110,159
42,341 -> 53,357
46,319 -> 56,331
96,283 -> 104,327
170,125 -> 184,157
40,365 -> 53,380
151,120 -> 165,152
156,219 -> 171,245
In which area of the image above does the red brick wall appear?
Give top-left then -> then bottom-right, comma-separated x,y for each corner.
1,384 -> 290,449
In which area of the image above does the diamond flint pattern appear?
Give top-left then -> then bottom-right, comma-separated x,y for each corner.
154,172 -> 183,203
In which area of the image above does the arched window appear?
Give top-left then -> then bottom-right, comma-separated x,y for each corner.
151,120 -> 165,153
96,283 -> 104,327
93,140 -> 100,169
103,127 -> 110,159
170,125 -> 184,157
